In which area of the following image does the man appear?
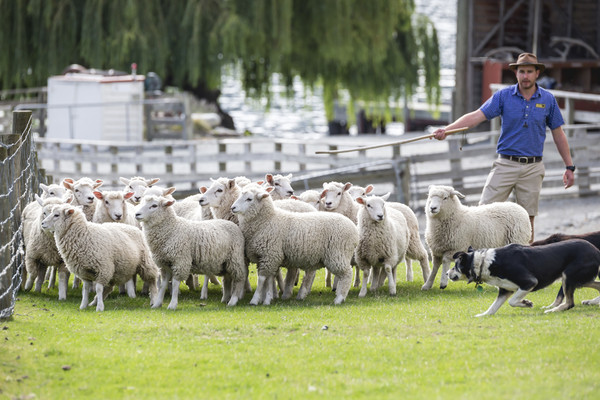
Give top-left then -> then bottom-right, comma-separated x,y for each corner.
433,53 -> 575,242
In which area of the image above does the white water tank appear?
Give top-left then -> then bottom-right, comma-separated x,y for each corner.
47,73 -> 145,141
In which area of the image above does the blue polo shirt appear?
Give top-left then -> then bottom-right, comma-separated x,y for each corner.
479,83 -> 564,157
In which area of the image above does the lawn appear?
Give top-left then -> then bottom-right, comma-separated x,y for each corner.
2,264 -> 599,399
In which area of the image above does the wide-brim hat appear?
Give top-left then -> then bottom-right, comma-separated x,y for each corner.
509,53 -> 545,73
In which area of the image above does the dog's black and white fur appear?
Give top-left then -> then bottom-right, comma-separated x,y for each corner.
449,239 -> 600,316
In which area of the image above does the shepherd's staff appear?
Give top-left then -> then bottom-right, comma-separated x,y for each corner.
314,127 -> 469,155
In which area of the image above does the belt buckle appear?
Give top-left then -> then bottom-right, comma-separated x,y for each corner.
518,156 -> 529,164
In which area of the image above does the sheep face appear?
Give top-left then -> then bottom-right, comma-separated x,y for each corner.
231,188 -> 269,215
199,178 -> 236,207
40,183 -> 67,199
266,173 -> 294,198
134,196 -> 174,222
357,193 -> 391,222
120,177 -> 160,204
63,178 -> 103,206
94,191 -> 133,222
425,186 -> 465,218
293,190 -> 321,210
320,182 -> 352,211
347,184 -> 374,200
41,204 -> 75,232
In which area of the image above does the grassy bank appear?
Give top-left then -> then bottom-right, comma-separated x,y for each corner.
2,265 -> 599,399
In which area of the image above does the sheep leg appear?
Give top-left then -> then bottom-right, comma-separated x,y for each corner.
200,275 -> 209,300
325,269 -> 332,288
80,280 -> 92,310
405,258 -> 413,282
385,264 -> 397,296
333,267 -> 352,305
57,268 -> 69,301
34,265 -> 47,292
118,283 -> 127,295
272,275 -> 279,299
263,276 -> 275,305
167,278 -> 181,310
282,267 -> 298,300
47,266 -> 56,289
439,255 -> 454,289
227,278 -> 243,307
221,275 -> 232,304
94,283 -> 105,312
24,262 -> 37,292
126,279 -> 136,298
422,255 -> 441,290
358,268 -> 370,297
141,281 -> 150,296
153,270 -> 171,309
377,266 -> 388,288
250,274 -> 267,305
297,270 -> 317,300
370,267 -> 382,292
353,266 -> 361,287
418,255 -> 431,283
209,274 -> 221,286
275,270 -> 285,296
72,275 -> 81,289
185,274 -> 195,290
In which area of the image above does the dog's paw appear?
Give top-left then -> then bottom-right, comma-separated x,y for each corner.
522,299 -> 533,308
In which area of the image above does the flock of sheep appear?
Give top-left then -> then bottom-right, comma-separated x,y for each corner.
21,174 -> 532,311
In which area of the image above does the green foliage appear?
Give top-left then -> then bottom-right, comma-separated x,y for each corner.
0,0 -> 441,120
2,266 -> 600,399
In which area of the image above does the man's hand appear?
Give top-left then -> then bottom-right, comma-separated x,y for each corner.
563,169 -> 575,189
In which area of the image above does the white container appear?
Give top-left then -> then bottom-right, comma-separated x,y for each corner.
47,74 -> 145,141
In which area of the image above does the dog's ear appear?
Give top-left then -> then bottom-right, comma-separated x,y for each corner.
453,251 -> 465,260
467,246 -> 475,253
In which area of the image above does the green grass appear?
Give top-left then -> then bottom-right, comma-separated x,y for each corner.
2,264 -> 600,400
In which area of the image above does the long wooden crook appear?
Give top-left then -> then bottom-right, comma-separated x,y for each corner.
315,127 -> 469,155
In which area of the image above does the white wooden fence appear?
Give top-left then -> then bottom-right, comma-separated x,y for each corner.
34,123 -> 600,209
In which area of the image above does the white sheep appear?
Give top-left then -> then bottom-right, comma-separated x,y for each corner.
349,184 -> 430,283
22,195 -> 71,299
423,185 -> 531,290
273,198 -> 318,213
41,204 -> 159,311
149,186 -> 220,295
135,194 -> 247,310
198,177 -> 241,224
62,177 -> 103,221
265,173 -> 294,200
120,176 -> 160,204
92,190 -> 140,228
39,183 -> 68,200
291,189 -> 322,210
231,185 -> 358,305
355,193 -> 409,297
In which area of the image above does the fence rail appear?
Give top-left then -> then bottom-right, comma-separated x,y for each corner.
34,123 -> 600,208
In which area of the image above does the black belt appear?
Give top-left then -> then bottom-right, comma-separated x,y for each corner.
499,154 -> 542,164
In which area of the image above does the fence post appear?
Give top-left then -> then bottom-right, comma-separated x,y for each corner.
0,110 -> 32,319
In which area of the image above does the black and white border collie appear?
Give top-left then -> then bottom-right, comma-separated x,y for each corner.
448,239 -> 600,317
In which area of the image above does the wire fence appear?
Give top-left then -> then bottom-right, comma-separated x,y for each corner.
0,110 -> 50,320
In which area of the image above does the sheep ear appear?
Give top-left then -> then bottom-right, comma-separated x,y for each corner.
35,194 -> 44,206
63,179 -> 74,190
120,177 -> 130,185
356,197 -> 366,205
320,190 -> 327,199
228,179 -> 236,189
452,189 -> 465,199
40,183 -> 49,194
256,180 -> 264,186
343,182 -> 353,192
148,178 -> 160,186
365,185 -> 374,194
93,180 -> 104,189
64,207 -> 75,217
93,191 -> 103,200
65,194 -> 74,204
381,192 -> 391,201
290,195 -> 299,200
285,173 -> 292,179
199,186 -> 207,194
259,192 -> 270,201
124,192 -> 134,200
163,187 -> 176,196
265,187 -> 274,193
265,174 -> 274,185
163,200 -> 175,208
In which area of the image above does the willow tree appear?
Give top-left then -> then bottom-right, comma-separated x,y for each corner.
0,0 -> 439,126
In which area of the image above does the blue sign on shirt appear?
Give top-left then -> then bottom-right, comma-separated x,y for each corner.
479,83 -> 565,157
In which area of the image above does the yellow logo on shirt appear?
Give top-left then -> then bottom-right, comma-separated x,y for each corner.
536,104 -> 546,108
